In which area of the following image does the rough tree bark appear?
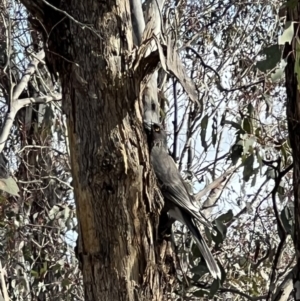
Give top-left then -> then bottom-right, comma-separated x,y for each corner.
20,0 -> 175,300
284,3 -> 300,299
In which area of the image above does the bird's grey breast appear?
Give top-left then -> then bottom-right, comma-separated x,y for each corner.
150,144 -> 168,176
150,144 -> 181,187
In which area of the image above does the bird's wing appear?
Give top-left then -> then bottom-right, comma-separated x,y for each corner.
151,148 -> 211,228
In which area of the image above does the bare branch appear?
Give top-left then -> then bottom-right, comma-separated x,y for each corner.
13,50 -> 44,100
17,94 -> 61,107
0,47 -> 62,153
227,178 -> 270,228
201,177 -> 229,218
0,261 -> 9,301
0,94 -> 61,153
272,267 -> 295,301
267,160 -> 293,301
195,163 -> 241,202
219,287 -> 267,301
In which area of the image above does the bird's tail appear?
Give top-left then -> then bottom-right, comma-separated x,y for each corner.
168,206 -> 221,279
186,217 -> 221,279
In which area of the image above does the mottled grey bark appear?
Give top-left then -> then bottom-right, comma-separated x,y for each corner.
20,0 -> 175,300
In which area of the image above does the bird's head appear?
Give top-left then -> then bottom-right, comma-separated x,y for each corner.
144,122 -> 167,147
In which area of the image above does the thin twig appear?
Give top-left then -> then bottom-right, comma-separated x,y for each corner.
0,261 -> 9,301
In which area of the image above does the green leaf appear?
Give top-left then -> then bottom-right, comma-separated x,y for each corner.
192,274 -> 201,282
192,242 -> 202,258
277,185 -> 285,196
295,38 -> 300,89
160,108 -> 166,119
251,171 -> 257,187
280,205 -> 294,236
230,144 -> 243,165
281,141 -> 291,165
200,114 -> 209,151
263,94 -> 273,118
243,154 -> 254,182
242,117 -> 252,134
201,114 -> 209,128
40,262 -> 48,276
52,263 -> 62,273
31,270 -> 39,278
211,228 -> 223,245
243,136 -> 256,154
219,262 -> 227,285
256,150 -> 263,174
255,127 -> 262,138
278,21 -> 294,45
215,220 -> 226,238
205,226 -> 213,245
64,206 -> 71,219
191,261 -> 209,277
265,167 -> 276,180
0,177 -> 20,196
193,290 -> 208,297
256,45 -> 282,72
42,104 -> 55,128
212,219 -> 227,246
212,116 -> 217,147
209,279 -> 220,298
49,205 -> 61,220
271,65 -> 286,82
238,256 -> 248,267
247,103 -> 255,116
216,210 -> 233,223
62,278 -> 71,288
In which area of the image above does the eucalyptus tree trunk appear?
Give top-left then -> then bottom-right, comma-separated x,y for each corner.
20,0 -> 175,300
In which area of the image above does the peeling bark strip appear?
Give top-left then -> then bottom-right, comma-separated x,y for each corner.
285,3 -> 300,300
20,0 -> 175,300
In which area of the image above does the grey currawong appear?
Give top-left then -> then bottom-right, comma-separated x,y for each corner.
145,122 -> 221,279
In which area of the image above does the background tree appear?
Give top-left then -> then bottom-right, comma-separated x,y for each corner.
0,2 -> 82,300
284,1 -> 300,299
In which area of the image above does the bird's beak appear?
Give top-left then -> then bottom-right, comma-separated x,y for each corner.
143,121 -> 152,131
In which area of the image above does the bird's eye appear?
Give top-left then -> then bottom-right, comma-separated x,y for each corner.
154,125 -> 160,132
